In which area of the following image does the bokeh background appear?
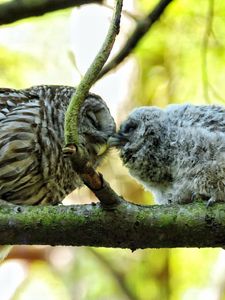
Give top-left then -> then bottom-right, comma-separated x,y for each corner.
1,0 -> 225,299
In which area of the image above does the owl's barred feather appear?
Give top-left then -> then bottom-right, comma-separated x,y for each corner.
110,104 -> 225,205
0,85 -> 115,205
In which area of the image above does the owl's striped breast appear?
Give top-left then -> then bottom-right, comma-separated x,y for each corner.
0,94 -> 81,205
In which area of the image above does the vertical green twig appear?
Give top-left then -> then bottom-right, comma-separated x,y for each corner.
64,0 -> 123,147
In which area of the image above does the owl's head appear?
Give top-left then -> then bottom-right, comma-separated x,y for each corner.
78,93 -> 116,166
109,106 -> 166,165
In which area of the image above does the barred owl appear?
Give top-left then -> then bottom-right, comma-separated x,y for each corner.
0,85 -> 115,205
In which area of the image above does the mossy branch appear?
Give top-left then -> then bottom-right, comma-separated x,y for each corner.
0,201 -> 225,249
64,0 -> 123,146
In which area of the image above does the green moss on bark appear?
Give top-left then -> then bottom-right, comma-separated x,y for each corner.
0,201 -> 225,249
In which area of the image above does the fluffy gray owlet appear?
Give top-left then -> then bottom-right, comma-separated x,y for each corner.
0,85 -> 115,205
109,104 -> 225,205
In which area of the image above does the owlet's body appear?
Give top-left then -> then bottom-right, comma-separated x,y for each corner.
110,104 -> 225,205
0,85 -> 115,205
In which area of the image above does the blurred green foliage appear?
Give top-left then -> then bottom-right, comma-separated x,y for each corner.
0,0 -> 225,299
12,261 -> 70,300
130,0 -> 225,109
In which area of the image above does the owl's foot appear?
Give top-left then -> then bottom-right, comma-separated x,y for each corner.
0,199 -> 15,206
0,200 -> 22,213
192,193 -> 211,203
206,197 -> 216,207
191,192 -> 198,202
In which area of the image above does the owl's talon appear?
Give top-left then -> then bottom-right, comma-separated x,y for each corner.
0,199 -> 15,206
206,197 -> 216,208
191,193 -> 197,202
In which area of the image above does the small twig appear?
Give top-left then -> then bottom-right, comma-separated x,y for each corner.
201,0 -> 214,104
64,0 -> 123,146
68,50 -> 83,80
103,3 -> 140,21
98,0 -> 174,79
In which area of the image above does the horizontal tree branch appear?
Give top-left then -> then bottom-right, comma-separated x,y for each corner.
0,201 -> 224,249
0,0 -> 103,26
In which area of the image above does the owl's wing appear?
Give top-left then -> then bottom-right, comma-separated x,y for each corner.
0,88 -> 47,203
166,104 -> 225,132
0,88 -> 36,119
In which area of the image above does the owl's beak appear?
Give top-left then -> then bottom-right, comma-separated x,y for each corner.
95,143 -> 109,156
108,133 -> 128,148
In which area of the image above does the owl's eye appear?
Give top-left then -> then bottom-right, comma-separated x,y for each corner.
123,122 -> 137,134
87,111 -> 99,129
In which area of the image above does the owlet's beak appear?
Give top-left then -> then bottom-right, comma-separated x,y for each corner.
108,133 -> 128,148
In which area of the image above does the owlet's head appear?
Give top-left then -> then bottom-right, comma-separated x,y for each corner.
108,106 -> 166,166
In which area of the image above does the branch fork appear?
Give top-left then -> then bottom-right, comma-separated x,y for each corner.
63,0 -> 123,207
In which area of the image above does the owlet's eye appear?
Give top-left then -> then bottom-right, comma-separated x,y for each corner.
123,121 -> 137,134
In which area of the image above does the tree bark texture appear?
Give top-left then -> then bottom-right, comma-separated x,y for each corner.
0,201 -> 225,249
0,0 -> 103,25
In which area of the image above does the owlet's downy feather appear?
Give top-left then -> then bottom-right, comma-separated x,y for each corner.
110,104 -> 225,205
0,85 -> 115,261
